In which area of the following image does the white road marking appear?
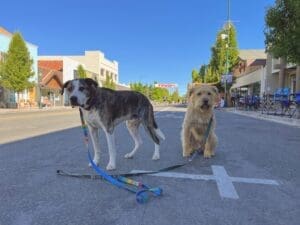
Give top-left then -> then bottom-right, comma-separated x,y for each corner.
156,114 -> 183,119
131,165 -> 279,199
212,165 -> 239,199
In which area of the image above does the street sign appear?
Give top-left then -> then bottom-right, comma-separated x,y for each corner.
221,74 -> 233,84
154,83 -> 178,88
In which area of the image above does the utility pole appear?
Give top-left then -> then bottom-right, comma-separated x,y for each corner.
224,0 -> 230,107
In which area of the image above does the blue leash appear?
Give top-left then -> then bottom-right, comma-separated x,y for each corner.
57,109 -> 213,203
80,108 -> 162,204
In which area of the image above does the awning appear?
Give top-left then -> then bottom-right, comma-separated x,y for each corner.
231,67 -> 264,89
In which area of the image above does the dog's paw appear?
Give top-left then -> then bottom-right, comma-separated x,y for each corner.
183,152 -> 190,157
106,163 -> 116,171
88,159 -> 100,167
203,150 -> 212,158
152,154 -> 160,160
124,153 -> 134,159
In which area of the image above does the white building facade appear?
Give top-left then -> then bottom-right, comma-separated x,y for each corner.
69,51 -> 119,84
39,50 -> 119,85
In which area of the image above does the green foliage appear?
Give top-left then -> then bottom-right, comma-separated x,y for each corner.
170,89 -> 180,103
130,82 -> 181,103
265,0 -> 300,64
77,64 -> 87,78
210,22 -> 239,77
191,23 -> 238,86
0,32 -> 34,92
204,65 -> 219,83
191,69 -> 200,83
103,74 -> 116,90
130,82 -> 150,96
199,65 -> 206,83
152,87 -> 169,102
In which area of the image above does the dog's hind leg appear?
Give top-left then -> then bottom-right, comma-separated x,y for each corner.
124,119 -> 142,159
142,107 -> 162,160
144,123 -> 161,160
88,126 -> 101,167
105,131 -> 116,170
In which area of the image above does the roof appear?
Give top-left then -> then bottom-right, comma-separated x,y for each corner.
248,59 -> 266,67
39,67 -> 63,89
0,27 -> 13,37
38,60 -> 63,71
238,49 -> 266,60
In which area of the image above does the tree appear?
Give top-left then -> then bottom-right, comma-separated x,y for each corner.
0,32 -> 34,104
210,22 -> 239,80
265,0 -> 300,117
199,64 -> 207,83
265,0 -> 300,90
191,69 -> 200,83
170,89 -> 180,103
130,82 -> 177,103
103,74 -> 116,90
152,87 -> 169,102
77,64 -> 87,78
204,65 -> 219,83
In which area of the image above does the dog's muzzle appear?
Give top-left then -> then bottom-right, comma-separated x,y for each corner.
201,100 -> 210,110
70,96 -> 80,106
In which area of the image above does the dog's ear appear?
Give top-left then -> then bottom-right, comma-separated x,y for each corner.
61,80 -> 71,95
84,78 -> 98,88
211,86 -> 219,103
211,86 -> 219,95
188,88 -> 195,98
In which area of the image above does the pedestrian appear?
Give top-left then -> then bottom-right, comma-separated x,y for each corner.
220,97 -> 225,108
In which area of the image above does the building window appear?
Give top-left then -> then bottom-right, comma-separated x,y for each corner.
106,71 -> 109,77
100,68 -> 104,76
115,74 -> 117,81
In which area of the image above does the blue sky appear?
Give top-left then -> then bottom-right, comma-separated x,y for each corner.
1,0 -> 274,94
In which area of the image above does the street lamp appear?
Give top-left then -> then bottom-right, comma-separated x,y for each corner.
223,0 -> 230,107
221,31 -> 229,107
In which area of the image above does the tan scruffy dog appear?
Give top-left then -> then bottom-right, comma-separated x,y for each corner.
181,85 -> 218,158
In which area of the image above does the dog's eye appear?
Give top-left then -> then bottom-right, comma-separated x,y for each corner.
197,92 -> 202,96
208,92 -> 211,95
68,86 -> 73,92
79,87 -> 85,91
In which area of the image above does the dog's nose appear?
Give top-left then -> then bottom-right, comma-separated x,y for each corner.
70,96 -> 78,104
203,99 -> 209,105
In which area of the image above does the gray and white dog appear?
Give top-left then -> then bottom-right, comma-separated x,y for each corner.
61,78 -> 165,170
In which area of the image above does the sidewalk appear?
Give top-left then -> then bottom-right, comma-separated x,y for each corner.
0,106 -> 76,115
0,104 -> 183,115
225,107 -> 300,128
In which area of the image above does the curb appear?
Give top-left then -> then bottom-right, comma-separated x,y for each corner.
225,108 -> 300,128
0,106 -> 76,115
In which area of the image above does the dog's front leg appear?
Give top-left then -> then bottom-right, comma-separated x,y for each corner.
88,126 -> 101,167
181,127 -> 193,157
105,131 -> 116,170
204,132 -> 217,158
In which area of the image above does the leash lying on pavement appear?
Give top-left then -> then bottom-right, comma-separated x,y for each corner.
57,109 -> 162,204
57,108 -> 213,203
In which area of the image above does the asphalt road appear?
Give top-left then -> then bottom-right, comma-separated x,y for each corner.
0,106 -> 299,225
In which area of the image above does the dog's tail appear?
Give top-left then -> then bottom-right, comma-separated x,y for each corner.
143,105 -> 165,145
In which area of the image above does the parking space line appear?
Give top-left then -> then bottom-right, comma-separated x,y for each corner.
131,165 -> 279,199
